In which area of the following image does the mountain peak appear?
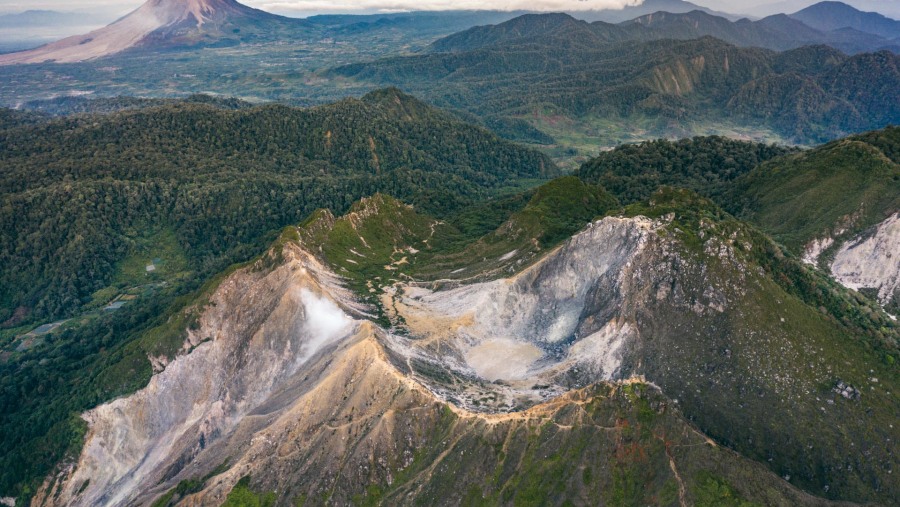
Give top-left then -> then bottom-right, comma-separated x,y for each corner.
0,0 -> 306,65
790,1 -> 900,39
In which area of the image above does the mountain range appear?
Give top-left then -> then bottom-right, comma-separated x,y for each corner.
431,7 -> 898,55
1,0 -> 898,66
335,26 -> 900,144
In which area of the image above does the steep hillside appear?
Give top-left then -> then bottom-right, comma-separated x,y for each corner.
728,126 -> 900,309
334,31 -> 900,144
0,0 -> 313,65
25,187 -> 898,506
791,1 -> 900,39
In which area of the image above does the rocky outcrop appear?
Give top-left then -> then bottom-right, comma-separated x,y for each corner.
830,212 -> 900,311
35,244 -> 368,506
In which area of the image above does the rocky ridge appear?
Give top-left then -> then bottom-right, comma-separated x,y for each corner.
31,192 -> 899,506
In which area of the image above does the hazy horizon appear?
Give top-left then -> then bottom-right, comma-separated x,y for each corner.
0,0 -> 897,19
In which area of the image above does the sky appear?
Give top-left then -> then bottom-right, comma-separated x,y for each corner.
0,1 -> 780,15
0,0 -> 897,18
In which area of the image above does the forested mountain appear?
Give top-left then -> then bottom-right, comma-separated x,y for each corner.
576,127 -> 900,311
727,126 -> 900,311
432,10 -> 897,55
730,126 -> 899,251
791,1 -> 900,39
577,136 -> 797,203
0,89 -> 554,327
429,13 -> 621,52
623,10 -> 900,53
334,31 -> 900,144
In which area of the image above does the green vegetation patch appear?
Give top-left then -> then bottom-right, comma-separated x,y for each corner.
223,476 -> 277,507
728,126 -> 900,256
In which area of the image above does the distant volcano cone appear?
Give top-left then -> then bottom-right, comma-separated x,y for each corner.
0,0 -> 308,65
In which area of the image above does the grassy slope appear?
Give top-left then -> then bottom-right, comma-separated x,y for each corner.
219,383 -> 821,507
297,177 -> 619,302
621,189 -> 898,503
728,126 -> 900,256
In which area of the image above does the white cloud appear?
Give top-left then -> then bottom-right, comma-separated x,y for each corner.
299,288 -> 353,363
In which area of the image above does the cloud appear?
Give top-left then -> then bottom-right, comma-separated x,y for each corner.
299,288 -> 353,363
255,0 -> 645,14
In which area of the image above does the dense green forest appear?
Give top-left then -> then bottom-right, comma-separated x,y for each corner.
19,94 -> 253,117
0,88 -> 554,325
577,136 -> 796,203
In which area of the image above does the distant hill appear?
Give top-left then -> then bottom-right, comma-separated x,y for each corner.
791,1 -> 900,39
305,10 -> 524,37
572,0 -> 739,23
335,20 -> 900,144
621,9 -> 897,53
0,10 -> 99,28
744,0 -> 900,20
0,0 -> 313,65
430,13 -> 619,53
432,10 -> 897,55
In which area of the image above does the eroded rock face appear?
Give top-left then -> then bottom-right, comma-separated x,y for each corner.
830,212 -> 900,311
37,217 -> 673,505
381,216 -> 657,411
38,245 -> 367,507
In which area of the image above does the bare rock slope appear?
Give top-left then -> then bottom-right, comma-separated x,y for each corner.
34,193 -> 899,505
830,212 -> 900,313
